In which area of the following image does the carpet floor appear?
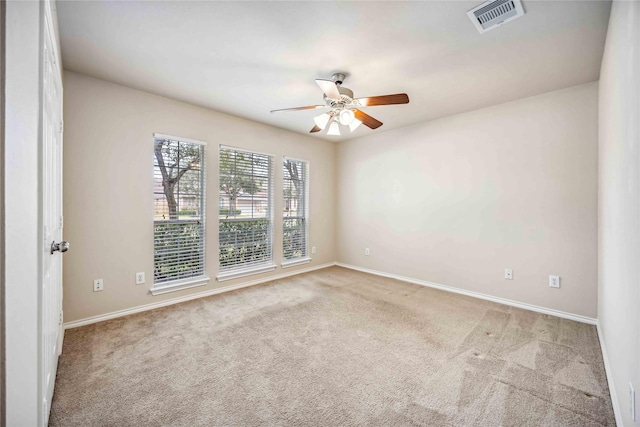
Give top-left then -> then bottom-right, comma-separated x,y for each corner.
50,266 -> 615,426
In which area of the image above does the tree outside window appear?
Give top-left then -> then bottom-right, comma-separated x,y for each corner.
153,136 -> 206,284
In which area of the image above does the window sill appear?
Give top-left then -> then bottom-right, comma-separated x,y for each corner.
216,264 -> 277,282
150,276 -> 210,296
281,257 -> 312,269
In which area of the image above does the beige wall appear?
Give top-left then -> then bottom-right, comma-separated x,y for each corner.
62,72 -> 336,322
598,1 -> 640,425
337,83 -> 599,318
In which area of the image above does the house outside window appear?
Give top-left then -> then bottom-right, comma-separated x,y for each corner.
218,146 -> 275,280
152,134 -> 207,293
283,157 -> 310,267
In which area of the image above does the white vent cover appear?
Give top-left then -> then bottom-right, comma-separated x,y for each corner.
467,0 -> 525,34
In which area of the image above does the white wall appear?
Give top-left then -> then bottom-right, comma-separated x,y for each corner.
62,72 -> 336,323
1,1 -> 5,420
337,83 -> 599,319
598,1 -> 640,425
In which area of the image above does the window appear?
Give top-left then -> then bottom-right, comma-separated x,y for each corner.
283,158 -> 310,266
152,134 -> 207,293
218,146 -> 275,280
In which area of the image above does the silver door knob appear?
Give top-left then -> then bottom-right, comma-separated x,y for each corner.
50,241 -> 70,254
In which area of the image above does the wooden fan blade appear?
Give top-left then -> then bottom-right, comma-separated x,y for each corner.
309,125 -> 322,133
270,105 -> 325,113
354,109 -> 383,129
355,93 -> 409,107
315,79 -> 342,100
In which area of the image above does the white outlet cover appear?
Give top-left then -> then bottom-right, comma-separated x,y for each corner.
93,279 -> 104,292
136,272 -> 145,285
505,268 -> 513,280
549,275 -> 560,288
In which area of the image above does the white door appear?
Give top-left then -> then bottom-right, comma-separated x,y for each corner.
41,3 -> 65,423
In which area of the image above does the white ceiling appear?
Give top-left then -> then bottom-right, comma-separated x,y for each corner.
56,0 -> 611,142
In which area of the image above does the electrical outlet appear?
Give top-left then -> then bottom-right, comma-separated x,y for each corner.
549,275 -> 560,288
505,268 -> 513,280
311,246 -> 316,254
631,383 -> 636,422
365,248 -> 370,256
136,272 -> 145,285
93,279 -> 104,292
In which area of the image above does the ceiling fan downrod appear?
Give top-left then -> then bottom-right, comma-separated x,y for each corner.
332,73 -> 346,86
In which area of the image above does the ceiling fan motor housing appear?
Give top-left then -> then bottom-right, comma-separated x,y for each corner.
324,86 -> 355,108
338,86 -> 353,99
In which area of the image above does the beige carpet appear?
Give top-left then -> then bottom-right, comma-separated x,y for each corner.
50,266 -> 615,426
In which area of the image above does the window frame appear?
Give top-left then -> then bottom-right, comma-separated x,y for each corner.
217,145 -> 276,281
151,133 -> 209,295
282,156 -> 311,268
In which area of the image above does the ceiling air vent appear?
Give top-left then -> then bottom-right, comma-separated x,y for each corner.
467,0 -> 525,34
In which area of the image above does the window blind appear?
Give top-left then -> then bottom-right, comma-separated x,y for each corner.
219,146 -> 274,272
283,158 -> 309,261
153,135 -> 206,285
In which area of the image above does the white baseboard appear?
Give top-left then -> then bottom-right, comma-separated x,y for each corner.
63,260 -> 616,423
336,263 -> 621,421
63,262 -> 337,329
335,262 -> 597,325
67,261 -> 598,329
596,321 -> 623,426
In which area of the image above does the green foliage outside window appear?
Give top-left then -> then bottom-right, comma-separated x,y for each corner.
219,220 -> 269,268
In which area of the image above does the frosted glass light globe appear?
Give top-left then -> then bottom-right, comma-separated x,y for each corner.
338,109 -> 355,126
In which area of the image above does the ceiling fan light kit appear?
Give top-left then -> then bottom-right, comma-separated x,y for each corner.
314,112 -> 331,130
349,119 -> 363,132
339,109 -> 355,126
270,72 -> 410,137
327,121 -> 341,136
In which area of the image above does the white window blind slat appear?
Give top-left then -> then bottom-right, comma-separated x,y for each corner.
153,136 -> 206,284
283,158 -> 309,261
219,146 -> 274,272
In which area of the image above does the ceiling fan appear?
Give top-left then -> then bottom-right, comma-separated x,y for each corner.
270,73 -> 410,136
